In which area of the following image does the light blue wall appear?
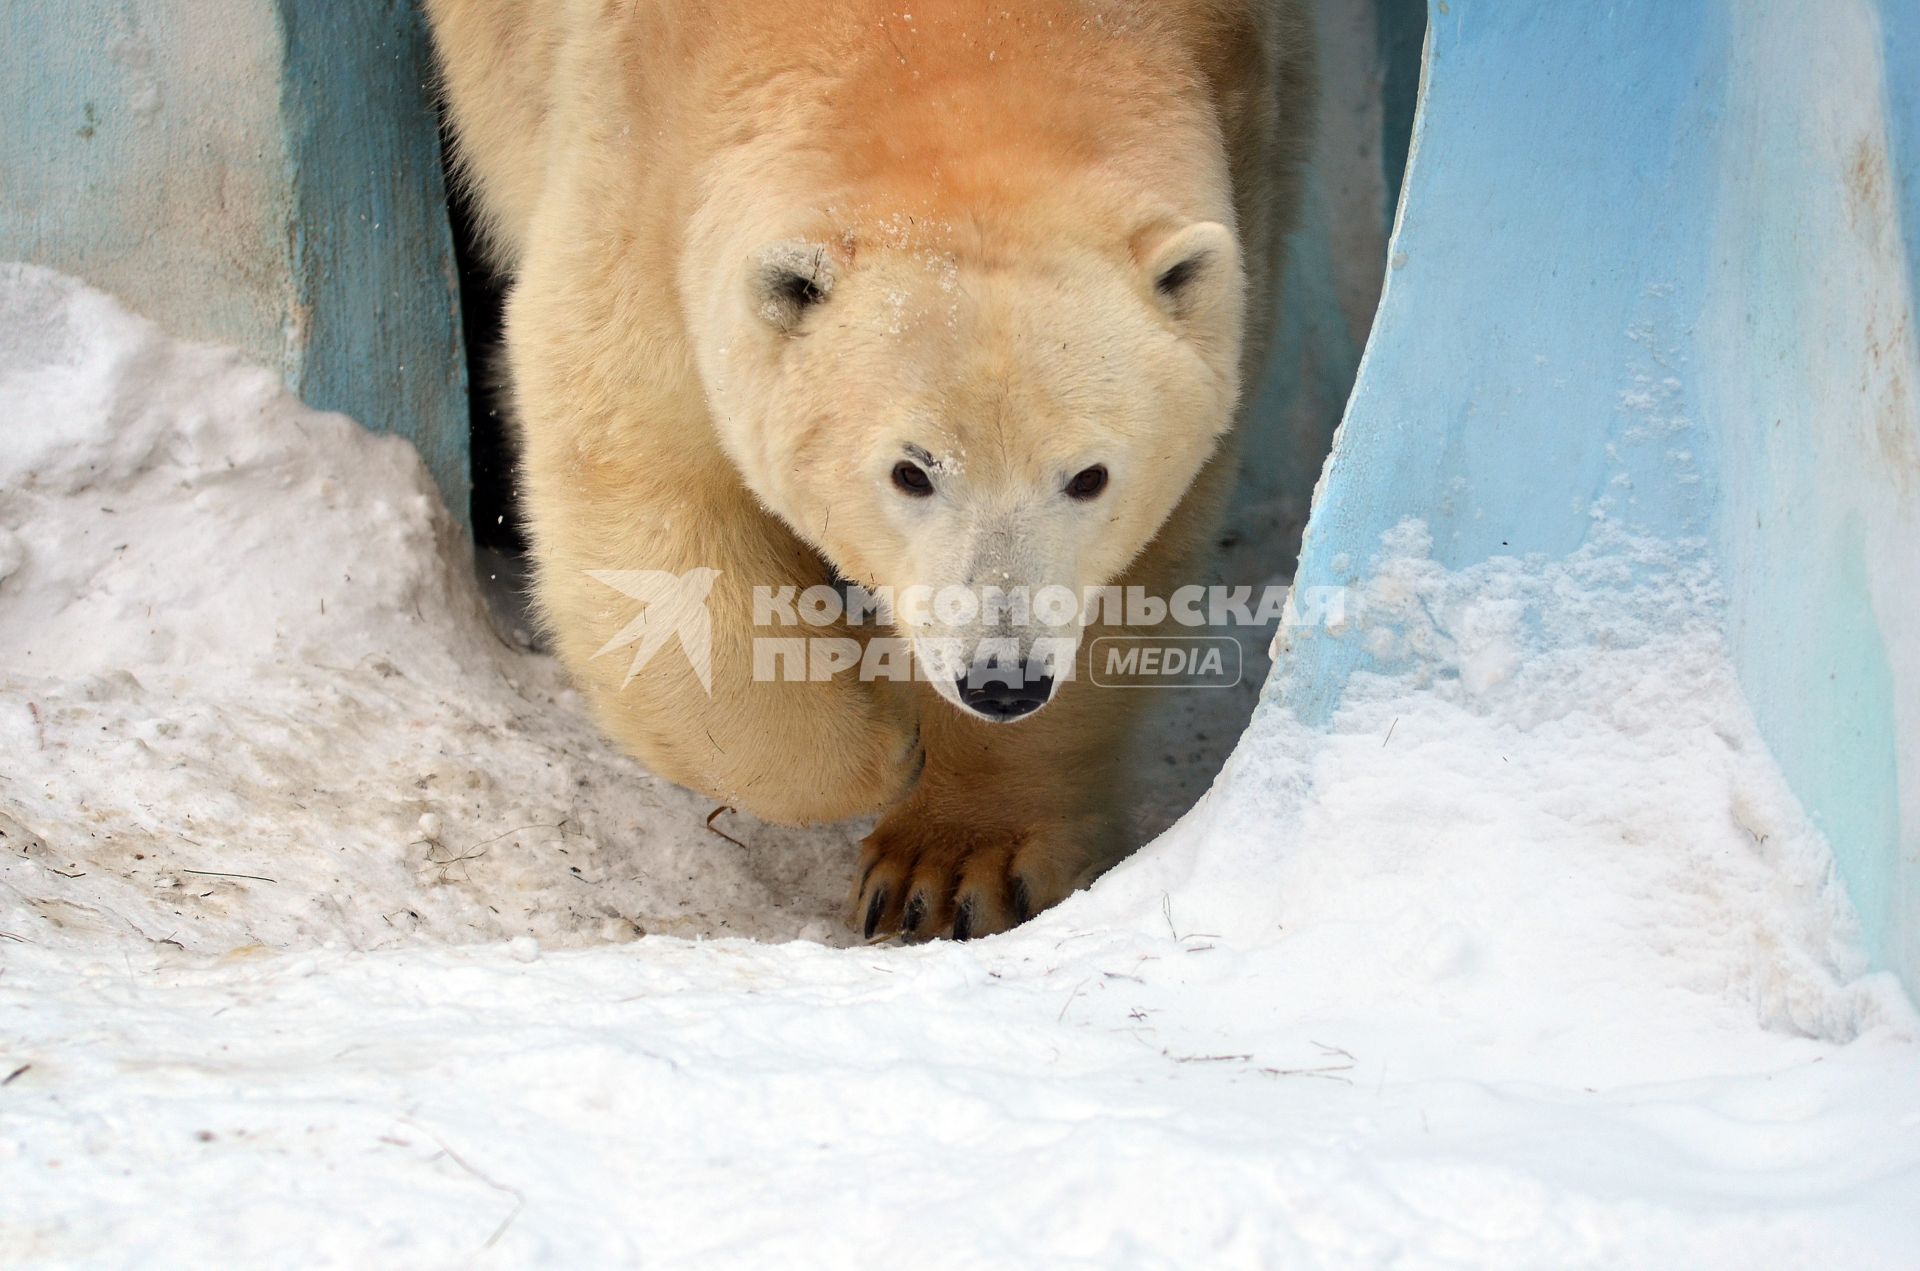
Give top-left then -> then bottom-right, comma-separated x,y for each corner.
0,0 -> 468,527
1269,0 -> 1920,988
0,0 -> 296,372
1701,2 -> 1919,982
1890,4 -> 1920,321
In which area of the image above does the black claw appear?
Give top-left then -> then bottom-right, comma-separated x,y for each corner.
864,887 -> 887,940
952,898 -> 974,941
1011,877 -> 1032,924
902,892 -> 926,935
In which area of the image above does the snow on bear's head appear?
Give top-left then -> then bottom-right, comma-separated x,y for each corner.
694,207 -> 1246,720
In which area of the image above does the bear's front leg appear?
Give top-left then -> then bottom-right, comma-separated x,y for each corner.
849,670 -> 1141,941
533,482 -> 924,828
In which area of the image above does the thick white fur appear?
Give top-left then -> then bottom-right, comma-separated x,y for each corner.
426,0 -> 1314,937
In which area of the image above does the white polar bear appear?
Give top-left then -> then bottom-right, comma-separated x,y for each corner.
427,0 -> 1315,938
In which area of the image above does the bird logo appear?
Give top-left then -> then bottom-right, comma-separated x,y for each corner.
587,568 -> 724,694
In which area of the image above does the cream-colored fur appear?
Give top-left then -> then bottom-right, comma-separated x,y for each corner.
426,0 -> 1314,938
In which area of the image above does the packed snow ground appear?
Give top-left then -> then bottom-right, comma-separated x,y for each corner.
2,267 -> 1918,1266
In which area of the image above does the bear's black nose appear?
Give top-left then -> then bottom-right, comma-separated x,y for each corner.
956,663 -> 1054,720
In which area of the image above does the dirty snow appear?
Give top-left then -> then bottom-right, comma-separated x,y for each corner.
2,267 -> 1918,1266
0,264 -> 872,953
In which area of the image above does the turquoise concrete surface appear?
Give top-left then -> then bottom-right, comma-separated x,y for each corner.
280,0 -> 470,523
1271,1 -> 1920,988
0,0 -> 468,527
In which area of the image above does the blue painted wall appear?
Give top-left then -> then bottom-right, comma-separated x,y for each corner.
1270,0 -> 1920,987
280,0 -> 469,523
0,0 -> 468,528
0,0 -> 297,372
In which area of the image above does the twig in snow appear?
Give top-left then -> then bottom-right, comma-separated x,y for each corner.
458,822 -> 567,855
26,703 -> 45,750
425,843 -> 488,868
1168,1052 -> 1253,1064
1258,1063 -> 1355,1083
1057,976 -> 1093,1023
3,1064 -> 28,1086
404,1120 -> 525,1252
1161,897 -> 1220,946
181,869 -> 277,884
1383,717 -> 1398,746
704,805 -> 749,850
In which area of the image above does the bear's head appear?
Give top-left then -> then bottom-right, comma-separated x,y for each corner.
693,210 -> 1246,722
676,3 -> 1258,723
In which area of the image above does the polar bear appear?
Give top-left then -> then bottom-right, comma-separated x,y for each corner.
426,0 -> 1314,939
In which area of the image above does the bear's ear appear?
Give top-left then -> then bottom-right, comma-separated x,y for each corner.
1140,221 -> 1239,325
750,241 -> 837,333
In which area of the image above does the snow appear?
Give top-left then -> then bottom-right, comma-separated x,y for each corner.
3,265 -> 1919,1265
0,265 -> 867,952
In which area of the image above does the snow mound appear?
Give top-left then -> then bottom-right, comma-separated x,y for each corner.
3,268 -> 1918,1265
0,263 -> 863,951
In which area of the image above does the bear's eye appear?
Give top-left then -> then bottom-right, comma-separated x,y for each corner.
1065,465 -> 1109,501
892,461 -> 935,497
